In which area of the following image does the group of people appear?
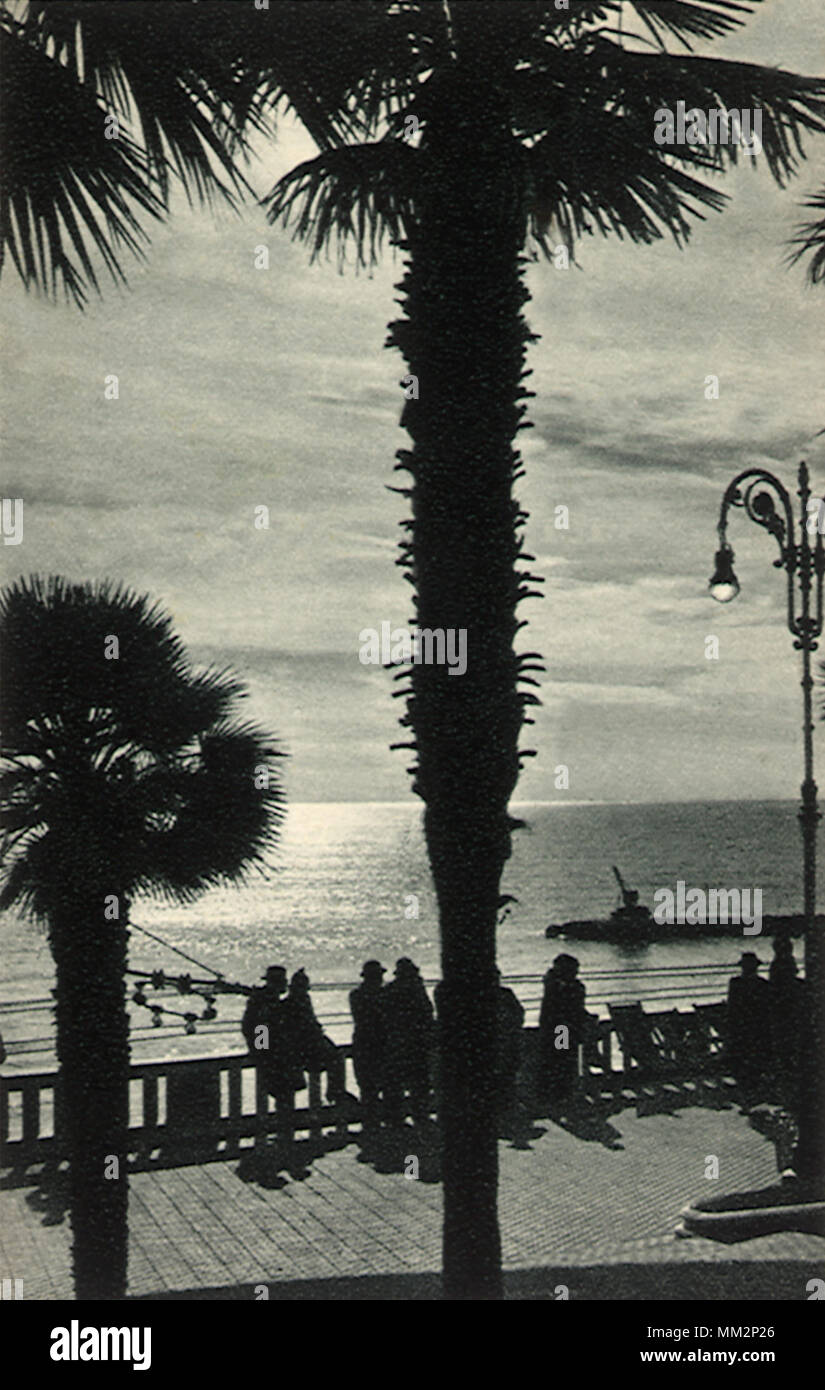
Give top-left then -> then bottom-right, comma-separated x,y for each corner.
243,942 -> 806,1138
726,937 -> 805,1105
241,965 -> 348,1128
350,957 -> 434,1127
242,952 -> 590,1136
242,957 -> 437,1136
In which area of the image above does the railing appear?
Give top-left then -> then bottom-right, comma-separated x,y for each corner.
0,964 -> 740,1063
1,1007 -> 730,1171
0,1050 -> 361,1169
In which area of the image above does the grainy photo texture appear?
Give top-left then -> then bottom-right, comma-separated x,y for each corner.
1,0 -> 824,1340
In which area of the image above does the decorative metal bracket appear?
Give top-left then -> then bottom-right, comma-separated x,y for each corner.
716,463 -> 824,650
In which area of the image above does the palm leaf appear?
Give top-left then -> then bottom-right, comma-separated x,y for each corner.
788,186 -> 825,286
584,41 -> 825,186
501,40 -> 825,252
0,14 -> 167,304
247,0 -> 443,142
264,140 -> 417,266
0,0 -> 260,304
527,117 -> 727,252
22,1 -> 260,204
624,1 -> 758,48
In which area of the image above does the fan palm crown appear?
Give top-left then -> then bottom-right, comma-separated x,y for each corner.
0,574 -> 284,919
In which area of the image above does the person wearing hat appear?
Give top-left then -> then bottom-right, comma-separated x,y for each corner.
242,964 -> 287,1056
539,953 -> 587,1110
349,960 -> 388,1133
381,958 -> 434,1126
241,965 -> 301,1142
282,969 -> 347,1106
726,952 -> 770,1104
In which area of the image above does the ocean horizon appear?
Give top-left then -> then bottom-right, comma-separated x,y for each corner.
1,797 -> 816,1066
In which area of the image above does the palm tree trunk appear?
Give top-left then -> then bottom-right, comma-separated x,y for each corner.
51,902 -> 130,1300
389,67 -> 536,1300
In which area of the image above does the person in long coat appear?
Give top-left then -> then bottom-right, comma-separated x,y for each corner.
381,958 -> 434,1125
726,952 -> 770,1100
242,964 -> 300,1139
283,969 -> 346,1104
539,953 -> 587,1107
349,959 -> 387,1131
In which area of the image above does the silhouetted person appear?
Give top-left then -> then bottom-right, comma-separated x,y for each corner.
495,969 -> 524,1120
539,954 -> 586,1107
381,958 -> 434,1125
726,952 -> 770,1100
768,936 -> 803,1110
283,969 -> 346,1105
769,932 -> 797,988
242,965 -> 297,1139
350,960 -> 387,1131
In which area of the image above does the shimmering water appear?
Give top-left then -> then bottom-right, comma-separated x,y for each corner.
0,799 -> 813,1065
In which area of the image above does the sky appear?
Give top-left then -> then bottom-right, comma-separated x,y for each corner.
1,0 -> 824,805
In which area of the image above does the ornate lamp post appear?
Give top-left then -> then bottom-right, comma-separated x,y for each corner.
710,460 -> 825,1181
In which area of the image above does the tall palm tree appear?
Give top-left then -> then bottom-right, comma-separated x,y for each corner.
264,1 -> 825,1297
0,575 -> 285,1299
2,0 -> 824,1301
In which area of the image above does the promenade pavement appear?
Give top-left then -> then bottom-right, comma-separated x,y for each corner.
2,1088 -> 823,1300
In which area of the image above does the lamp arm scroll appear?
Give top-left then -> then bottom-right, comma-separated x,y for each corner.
718,467 -> 798,629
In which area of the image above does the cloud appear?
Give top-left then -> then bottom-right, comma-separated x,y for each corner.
1,0 -> 823,803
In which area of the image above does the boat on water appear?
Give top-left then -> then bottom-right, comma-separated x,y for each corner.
544,866 -> 806,943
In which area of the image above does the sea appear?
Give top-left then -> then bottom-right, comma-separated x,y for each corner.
0,799 -> 816,1068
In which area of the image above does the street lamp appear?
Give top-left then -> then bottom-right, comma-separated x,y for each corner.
708,544 -> 740,604
710,460 -> 825,1180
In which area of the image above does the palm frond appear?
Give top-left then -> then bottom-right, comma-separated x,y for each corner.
134,721 -> 286,901
438,1 -> 758,52
264,140 -> 418,266
22,1 -> 260,203
248,0 -> 435,146
590,42 -> 825,187
0,831 -> 50,915
509,39 -> 825,161
527,120 -> 727,252
504,39 -> 825,255
788,186 -> 825,286
1,576 -> 189,746
625,1 -> 758,49
0,15 -> 167,304
0,1 -> 259,304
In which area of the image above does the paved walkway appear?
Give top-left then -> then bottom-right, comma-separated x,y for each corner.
2,1097 -> 823,1300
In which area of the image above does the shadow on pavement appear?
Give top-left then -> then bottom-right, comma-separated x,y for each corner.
133,1257 -> 824,1301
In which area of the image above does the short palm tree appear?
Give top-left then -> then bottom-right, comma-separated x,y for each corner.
2,0 -> 824,1301
0,575 -> 285,1299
